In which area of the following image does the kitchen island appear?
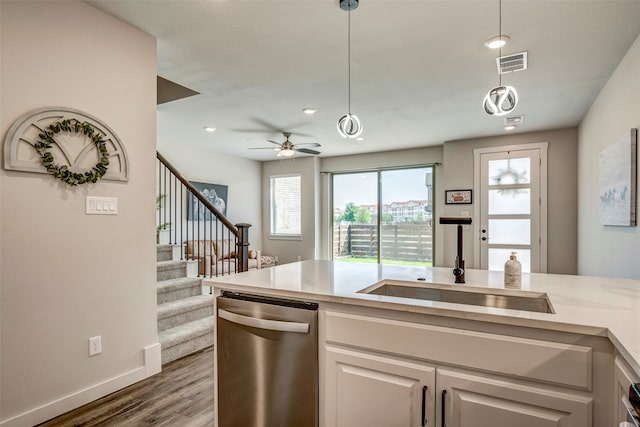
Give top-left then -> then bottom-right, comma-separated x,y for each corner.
205,260 -> 640,426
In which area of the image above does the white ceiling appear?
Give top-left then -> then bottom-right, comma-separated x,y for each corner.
88,0 -> 640,161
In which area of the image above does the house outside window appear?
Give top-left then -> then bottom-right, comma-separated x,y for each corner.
270,174 -> 302,239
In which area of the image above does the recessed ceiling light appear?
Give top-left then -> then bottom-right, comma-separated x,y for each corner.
356,137 -> 364,141
484,35 -> 510,49
302,108 -> 317,115
204,127 -> 216,132
504,125 -> 516,131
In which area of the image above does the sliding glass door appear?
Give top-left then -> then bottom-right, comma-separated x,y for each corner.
332,166 -> 433,266
332,172 -> 379,264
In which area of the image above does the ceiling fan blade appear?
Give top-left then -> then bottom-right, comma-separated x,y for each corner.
249,147 -> 280,150
229,128 -> 274,133
295,148 -> 321,155
286,130 -> 314,138
251,117 -> 284,132
267,140 -> 283,146
293,143 -> 321,148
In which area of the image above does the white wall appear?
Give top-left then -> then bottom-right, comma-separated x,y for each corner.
578,33 -> 640,279
442,128 -> 578,275
261,157 -> 320,264
0,2 -> 158,425
158,144 -> 263,250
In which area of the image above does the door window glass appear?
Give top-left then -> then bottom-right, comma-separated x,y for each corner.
488,158 -> 530,185
488,219 -> 531,245
488,248 -> 531,273
488,189 -> 531,215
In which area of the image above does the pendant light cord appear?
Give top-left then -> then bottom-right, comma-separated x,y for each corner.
498,0 -> 502,87
348,6 -> 352,114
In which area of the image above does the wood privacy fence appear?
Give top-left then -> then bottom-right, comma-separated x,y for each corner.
334,223 -> 432,262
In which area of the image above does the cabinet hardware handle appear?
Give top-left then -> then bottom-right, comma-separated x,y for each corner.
441,389 -> 447,427
421,385 -> 428,426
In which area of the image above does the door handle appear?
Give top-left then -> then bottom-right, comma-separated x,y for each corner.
421,385 -> 428,426
218,309 -> 310,333
441,389 -> 447,427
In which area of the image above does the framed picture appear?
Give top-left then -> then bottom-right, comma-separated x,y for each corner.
188,181 -> 228,220
599,128 -> 637,226
445,189 -> 472,204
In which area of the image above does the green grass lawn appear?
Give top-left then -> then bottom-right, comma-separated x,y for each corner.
336,257 -> 432,267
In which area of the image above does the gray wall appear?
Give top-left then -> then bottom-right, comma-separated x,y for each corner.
442,127 -> 579,275
1,2 -> 158,425
578,32 -> 640,279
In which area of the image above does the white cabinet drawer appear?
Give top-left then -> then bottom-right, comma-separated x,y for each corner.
324,310 -> 592,389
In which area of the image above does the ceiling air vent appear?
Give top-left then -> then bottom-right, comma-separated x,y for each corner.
504,115 -> 524,126
496,51 -> 528,74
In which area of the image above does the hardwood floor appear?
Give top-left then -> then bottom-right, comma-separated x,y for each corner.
37,347 -> 215,426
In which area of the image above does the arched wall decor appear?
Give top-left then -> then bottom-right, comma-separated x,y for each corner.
3,107 -> 129,182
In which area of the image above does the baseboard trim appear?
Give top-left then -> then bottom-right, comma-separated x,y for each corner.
0,343 -> 162,427
145,342 -> 162,376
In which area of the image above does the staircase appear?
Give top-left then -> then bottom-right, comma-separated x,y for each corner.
156,244 -> 214,365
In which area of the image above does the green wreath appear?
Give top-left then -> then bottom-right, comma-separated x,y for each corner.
34,118 -> 110,186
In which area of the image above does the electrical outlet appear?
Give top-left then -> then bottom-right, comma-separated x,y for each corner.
89,336 -> 102,356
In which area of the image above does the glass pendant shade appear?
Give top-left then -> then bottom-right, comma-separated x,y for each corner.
337,113 -> 363,138
483,85 -> 518,116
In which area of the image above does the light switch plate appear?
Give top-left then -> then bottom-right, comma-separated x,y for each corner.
86,196 -> 118,215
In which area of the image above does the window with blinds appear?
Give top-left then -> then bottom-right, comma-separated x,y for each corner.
270,174 -> 302,239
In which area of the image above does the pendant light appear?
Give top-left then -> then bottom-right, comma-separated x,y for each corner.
337,0 -> 363,138
483,0 -> 518,116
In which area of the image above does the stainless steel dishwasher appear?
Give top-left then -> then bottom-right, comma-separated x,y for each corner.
216,291 -> 318,427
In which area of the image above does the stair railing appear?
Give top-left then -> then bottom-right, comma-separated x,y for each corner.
156,152 -> 250,276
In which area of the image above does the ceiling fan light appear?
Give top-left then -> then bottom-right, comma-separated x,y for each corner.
483,85 -> 518,116
278,148 -> 295,157
337,113 -> 363,138
484,35 -> 510,49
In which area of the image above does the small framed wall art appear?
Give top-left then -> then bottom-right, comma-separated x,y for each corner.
445,189 -> 472,204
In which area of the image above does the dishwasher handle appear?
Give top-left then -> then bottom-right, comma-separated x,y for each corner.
218,309 -> 310,333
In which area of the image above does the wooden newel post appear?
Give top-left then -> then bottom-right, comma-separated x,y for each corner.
235,223 -> 251,273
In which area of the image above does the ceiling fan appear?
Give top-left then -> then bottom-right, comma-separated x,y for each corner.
249,132 -> 321,157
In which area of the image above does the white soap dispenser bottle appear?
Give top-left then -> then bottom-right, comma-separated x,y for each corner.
504,251 -> 522,289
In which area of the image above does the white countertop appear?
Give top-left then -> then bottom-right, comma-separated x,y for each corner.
204,260 -> 640,377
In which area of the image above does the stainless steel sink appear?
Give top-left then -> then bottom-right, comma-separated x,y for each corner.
359,281 -> 554,314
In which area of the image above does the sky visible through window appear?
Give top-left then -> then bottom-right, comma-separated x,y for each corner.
333,168 -> 431,209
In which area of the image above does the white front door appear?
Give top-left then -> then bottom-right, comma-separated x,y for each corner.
473,143 -> 548,273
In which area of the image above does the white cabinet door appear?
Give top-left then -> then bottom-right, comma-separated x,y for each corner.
437,368 -> 592,427
324,345 -> 436,427
614,357 -> 639,425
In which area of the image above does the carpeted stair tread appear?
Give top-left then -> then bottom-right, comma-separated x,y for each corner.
157,295 -> 214,320
159,317 -> 214,349
156,244 -> 174,262
156,260 -> 187,271
156,243 -> 212,365
157,276 -> 202,293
